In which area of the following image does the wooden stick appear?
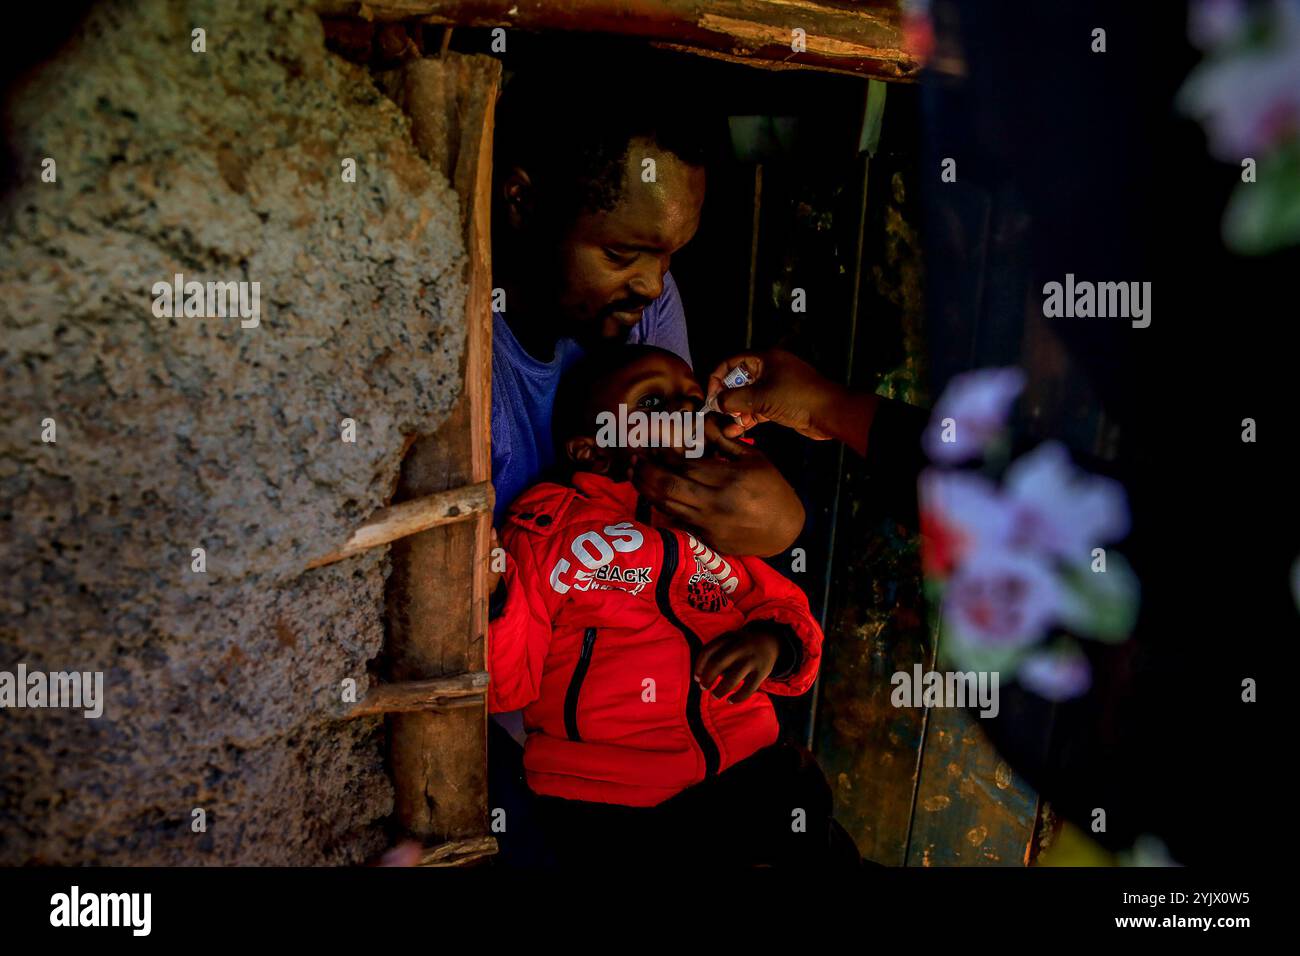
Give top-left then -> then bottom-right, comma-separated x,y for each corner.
379,54 -> 500,845
306,480 -> 493,569
345,672 -> 490,718
311,0 -> 917,81
417,835 -> 498,866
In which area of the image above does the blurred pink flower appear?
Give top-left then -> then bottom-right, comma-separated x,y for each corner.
1018,646 -> 1092,701
921,442 -> 1129,576
921,369 -> 1140,671
944,548 -> 1065,650
923,367 -> 1026,464
1003,442 -> 1130,564
919,468 -> 1010,578
1178,0 -> 1300,159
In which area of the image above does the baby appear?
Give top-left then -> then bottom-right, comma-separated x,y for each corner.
488,344 -> 857,867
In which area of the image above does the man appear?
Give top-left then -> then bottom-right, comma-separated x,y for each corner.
489,67 -> 805,557
486,66 -> 816,866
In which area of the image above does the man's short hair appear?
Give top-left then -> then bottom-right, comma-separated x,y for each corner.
495,59 -> 716,222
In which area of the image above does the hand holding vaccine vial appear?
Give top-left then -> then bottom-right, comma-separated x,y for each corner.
701,364 -> 753,415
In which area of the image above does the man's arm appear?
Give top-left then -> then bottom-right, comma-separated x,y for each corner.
709,348 -> 930,530
808,388 -> 877,457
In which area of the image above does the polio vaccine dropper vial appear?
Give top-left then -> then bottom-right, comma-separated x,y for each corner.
700,364 -> 753,415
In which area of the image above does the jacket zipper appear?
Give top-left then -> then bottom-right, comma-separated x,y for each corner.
564,627 -> 598,742
656,529 -> 721,778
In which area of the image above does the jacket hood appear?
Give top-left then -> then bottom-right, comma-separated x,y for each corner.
504,472 -> 638,534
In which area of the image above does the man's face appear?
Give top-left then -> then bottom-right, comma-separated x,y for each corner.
549,139 -> 705,345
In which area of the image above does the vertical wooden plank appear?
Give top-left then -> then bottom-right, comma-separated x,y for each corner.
379,52 -> 500,846
811,471 -> 932,865
809,84 -> 933,865
904,704 -> 1041,866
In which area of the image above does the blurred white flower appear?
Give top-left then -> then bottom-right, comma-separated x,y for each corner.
921,442 -> 1130,575
923,367 -> 1026,464
921,368 -> 1142,677
1189,0 -> 1249,50
1018,645 -> 1092,700
1178,0 -> 1300,159
944,548 -> 1065,650
1003,442 -> 1130,564
918,468 -> 1011,577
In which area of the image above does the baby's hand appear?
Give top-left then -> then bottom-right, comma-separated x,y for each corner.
693,624 -> 782,704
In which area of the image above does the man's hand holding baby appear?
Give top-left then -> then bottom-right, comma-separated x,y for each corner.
631,429 -> 805,558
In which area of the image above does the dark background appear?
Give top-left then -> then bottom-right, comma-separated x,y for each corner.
917,0 -> 1290,865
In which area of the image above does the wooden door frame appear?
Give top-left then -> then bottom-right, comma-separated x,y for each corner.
311,51 -> 501,866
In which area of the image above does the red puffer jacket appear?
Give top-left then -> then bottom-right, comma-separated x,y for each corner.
489,471 -> 823,807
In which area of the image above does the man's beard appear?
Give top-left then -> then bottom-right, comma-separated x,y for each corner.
570,297 -> 650,348
570,319 -> 626,349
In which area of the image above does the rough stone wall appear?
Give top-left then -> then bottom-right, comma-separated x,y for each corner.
0,0 -> 467,864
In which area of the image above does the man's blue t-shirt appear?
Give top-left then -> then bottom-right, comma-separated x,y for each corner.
490,271 -> 692,523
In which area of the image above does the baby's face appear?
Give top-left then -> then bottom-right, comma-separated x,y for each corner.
592,351 -> 706,422
570,351 -> 708,472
